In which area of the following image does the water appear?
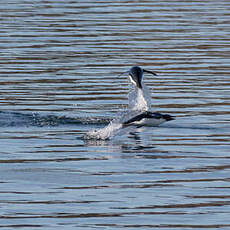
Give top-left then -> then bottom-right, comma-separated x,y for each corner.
1,0 -> 230,229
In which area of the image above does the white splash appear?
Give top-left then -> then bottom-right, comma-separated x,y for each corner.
83,77 -> 152,140
128,84 -> 152,111
83,121 -> 123,140
83,110 -> 141,140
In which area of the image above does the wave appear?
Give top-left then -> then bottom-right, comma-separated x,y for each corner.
0,111 -> 111,128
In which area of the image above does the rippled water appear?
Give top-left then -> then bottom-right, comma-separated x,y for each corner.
1,0 -> 230,229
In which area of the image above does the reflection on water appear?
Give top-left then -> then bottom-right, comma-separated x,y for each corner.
1,0 -> 230,229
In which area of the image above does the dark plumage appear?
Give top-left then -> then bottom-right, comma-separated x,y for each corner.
124,66 -> 175,127
128,66 -> 157,89
122,111 -> 174,127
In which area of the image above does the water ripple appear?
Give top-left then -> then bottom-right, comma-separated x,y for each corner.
1,0 -> 230,229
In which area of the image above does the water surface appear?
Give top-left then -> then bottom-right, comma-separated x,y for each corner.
1,0 -> 230,229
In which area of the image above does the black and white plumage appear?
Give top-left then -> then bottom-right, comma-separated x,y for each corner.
122,111 -> 174,127
128,66 -> 157,89
125,66 -> 174,126
84,66 -> 174,140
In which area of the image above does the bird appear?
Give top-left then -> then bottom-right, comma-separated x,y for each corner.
123,66 -> 174,126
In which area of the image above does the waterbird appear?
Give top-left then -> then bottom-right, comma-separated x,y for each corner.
124,66 -> 174,126
84,66 -> 174,140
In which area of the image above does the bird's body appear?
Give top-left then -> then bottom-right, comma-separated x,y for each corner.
84,66 -> 175,140
126,66 -> 174,127
122,111 -> 174,127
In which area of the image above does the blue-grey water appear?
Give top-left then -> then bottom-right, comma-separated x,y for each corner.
1,0 -> 230,229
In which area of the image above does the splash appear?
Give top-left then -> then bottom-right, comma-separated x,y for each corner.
83,110 -> 145,140
128,84 -> 152,111
0,111 -> 110,128
84,83 -> 153,140
83,121 -> 123,140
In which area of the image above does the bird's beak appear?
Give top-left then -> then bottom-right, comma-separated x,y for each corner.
143,69 -> 157,76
